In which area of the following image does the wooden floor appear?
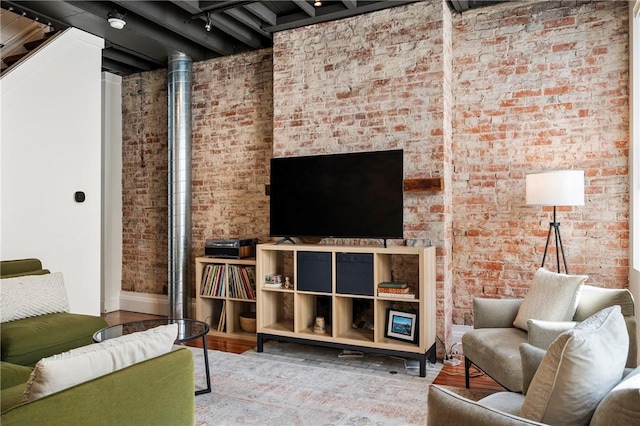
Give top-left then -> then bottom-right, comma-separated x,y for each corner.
103,311 -> 504,392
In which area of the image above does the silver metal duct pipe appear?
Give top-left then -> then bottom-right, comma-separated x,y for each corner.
167,52 -> 192,319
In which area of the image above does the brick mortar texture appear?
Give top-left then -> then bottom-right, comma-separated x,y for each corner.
120,0 -> 630,338
272,1 -> 453,345
122,70 -> 169,293
122,50 -> 273,295
451,0 -> 629,325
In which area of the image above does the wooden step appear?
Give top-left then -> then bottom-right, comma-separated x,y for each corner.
23,38 -> 47,51
3,52 -> 28,67
23,31 -> 58,51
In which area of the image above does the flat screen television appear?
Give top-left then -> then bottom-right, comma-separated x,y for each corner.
269,149 -> 404,240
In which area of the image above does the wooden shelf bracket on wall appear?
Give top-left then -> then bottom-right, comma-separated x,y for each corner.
403,178 -> 444,193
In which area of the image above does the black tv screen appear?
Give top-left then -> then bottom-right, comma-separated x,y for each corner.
269,149 -> 404,240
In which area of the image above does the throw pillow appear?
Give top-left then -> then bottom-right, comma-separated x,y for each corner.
513,268 -> 587,331
519,305 -> 628,425
0,272 -> 69,323
23,323 -> 178,402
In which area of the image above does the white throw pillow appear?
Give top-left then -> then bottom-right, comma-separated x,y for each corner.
23,323 -> 178,402
513,268 -> 587,331
0,272 -> 70,323
519,306 -> 628,425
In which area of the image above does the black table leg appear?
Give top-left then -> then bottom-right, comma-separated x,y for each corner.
195,335 -> 212,395
257,333 -> 264,352
419,354 -> 426,377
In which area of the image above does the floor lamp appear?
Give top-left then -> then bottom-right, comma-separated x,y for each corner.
526,170 -> 584,274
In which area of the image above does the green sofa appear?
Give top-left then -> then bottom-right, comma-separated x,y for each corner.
1,258 -> 196,425
0,258 -> 108,366
1,347 -> 195,425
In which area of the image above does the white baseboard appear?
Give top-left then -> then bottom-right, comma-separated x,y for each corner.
101,294 -> 121,313
119,291 -> 169,316
119,291 -> 196,317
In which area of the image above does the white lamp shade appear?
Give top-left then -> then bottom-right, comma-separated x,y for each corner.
526,170 -> 585,206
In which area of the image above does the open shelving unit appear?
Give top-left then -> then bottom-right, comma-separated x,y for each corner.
255,243 -> 436,377
195,257 -> 257,342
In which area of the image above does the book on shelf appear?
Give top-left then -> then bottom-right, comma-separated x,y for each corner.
377,287 -> 411,294
378,292 -> 416,299
217,301 -> 226,332
200,264 -> 226,297
228,265 -> 256,300
378,281 -> 408,289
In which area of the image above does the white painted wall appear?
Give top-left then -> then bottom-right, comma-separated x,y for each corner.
0,28 -> 104,316
101,72 -> 122,313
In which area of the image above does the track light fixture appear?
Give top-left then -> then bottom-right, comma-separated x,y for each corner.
314,1 -> 322,6
204,13 -> 212,31
107,11 -> 126,30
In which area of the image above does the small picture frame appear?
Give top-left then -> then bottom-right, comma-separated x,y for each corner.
385,308 -> 417,343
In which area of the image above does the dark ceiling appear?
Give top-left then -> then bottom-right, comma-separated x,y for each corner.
2,1 -> 501,76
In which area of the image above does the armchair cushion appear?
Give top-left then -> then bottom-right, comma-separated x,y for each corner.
1,313 -> 108,367
461,327 -> 527,392
473,298 -> 523,329
590,367 -> 640,425
576,286 -> 637,368
527,319 -> 577,349
520,306 -> 628,425
427,385 -> 544,426
519,343 -> 546,395
478,391 -> 526,416
513,268 -> 587,331
0,363 -> 32,390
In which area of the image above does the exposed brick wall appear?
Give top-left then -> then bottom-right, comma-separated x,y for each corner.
122,50 -> 273,295
191,50 -> 273,263
272,1 -> 454,345
122,70 -> 168,293
441,1 -> 455,348
120,1 -> 630,345
451,0 -> 629,324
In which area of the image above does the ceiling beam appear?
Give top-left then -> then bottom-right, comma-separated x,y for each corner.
203,12 -> 267,49
341,0 -> 357,9
102,47 -> 157,71
293,0 -> 316,17
112,0 -> 237,55
168,0 -> 201,15
102,57 -> 141,75
266,1 -> 418,33
243,3 -> 277,26
449,1 -> 470,13
224,8 -> 271,39
198,1 -> 255,15
62,1 -> 210,61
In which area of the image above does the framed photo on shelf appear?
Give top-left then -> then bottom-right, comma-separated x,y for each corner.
385,308 -> 417,343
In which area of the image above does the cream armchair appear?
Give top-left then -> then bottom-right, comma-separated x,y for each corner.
430,306 -> 640,425
462,284 -> 637,392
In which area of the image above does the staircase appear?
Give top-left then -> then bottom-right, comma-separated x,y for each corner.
1,7 -> 58,76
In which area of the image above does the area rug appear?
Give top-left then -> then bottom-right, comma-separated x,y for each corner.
242,341 -> 442,380
191,346 -> 439,425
